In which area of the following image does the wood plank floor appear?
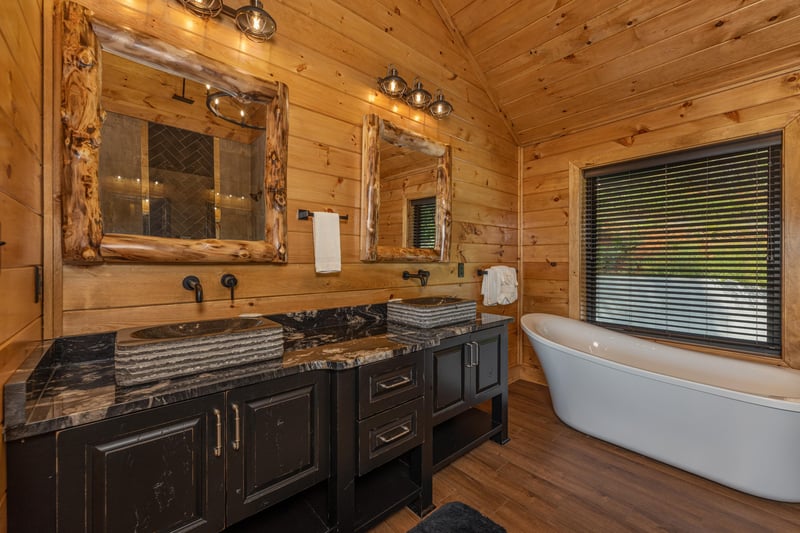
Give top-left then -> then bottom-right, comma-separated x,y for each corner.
370,381 -> 800,533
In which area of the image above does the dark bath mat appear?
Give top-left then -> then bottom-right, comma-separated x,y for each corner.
408,501 -> 506,533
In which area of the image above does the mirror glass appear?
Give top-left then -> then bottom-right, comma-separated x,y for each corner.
377,138 -> 439,249
59,2 -> 288,264
360,114 -> 452,262
98,52 -> 266,241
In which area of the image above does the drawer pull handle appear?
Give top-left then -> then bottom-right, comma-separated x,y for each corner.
377,424 -> 411,444
232,403 -> 241,451
377,375 -> 412,390
213,408 -> 222,457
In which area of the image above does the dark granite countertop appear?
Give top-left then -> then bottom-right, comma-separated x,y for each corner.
4,304 -> 511,441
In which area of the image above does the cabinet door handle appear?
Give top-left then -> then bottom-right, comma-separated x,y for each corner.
377,374 -> 412,390
231,403 -> 241,451
377,424 -> 411,444
213,408 -> 222,457
464,342 -> 473,368
472,341 -> 480,367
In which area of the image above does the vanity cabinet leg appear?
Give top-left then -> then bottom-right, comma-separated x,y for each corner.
491,329 -> 510,445
491,389 -> 510,445
330,370 -> 356,532
408,439 -> 434,517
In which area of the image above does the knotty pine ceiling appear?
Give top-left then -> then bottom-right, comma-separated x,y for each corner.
433,0 -> 800,146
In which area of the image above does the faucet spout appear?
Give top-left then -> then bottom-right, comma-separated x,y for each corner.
402,269 -> 431,287
182,275 -> 204,303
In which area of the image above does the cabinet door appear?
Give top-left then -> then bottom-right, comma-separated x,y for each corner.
57,395 -> 226,533
430,337 -> 468,425
226,371 -> 330,524
471,328 -> 505,403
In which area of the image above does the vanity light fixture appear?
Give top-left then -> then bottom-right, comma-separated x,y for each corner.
428,89 -> 454,119
406,78 -> 432,109
377,65 -> 408,98
177,0 -> 276,42
376,65 -> 453,119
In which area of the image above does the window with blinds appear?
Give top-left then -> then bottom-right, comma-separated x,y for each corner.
409,196 -> 437,249
583,133 -> 782,356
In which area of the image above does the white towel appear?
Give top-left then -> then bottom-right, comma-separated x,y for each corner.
313,211 -> 341,273
481,266 -> 518,306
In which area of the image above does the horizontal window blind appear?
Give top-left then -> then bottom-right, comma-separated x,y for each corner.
410,197 -> 436,249
583,134 -> 782,355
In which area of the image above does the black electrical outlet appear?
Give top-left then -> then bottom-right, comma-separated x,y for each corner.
457,263 -> 464,278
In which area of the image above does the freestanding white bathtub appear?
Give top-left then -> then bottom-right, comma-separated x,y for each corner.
521,313 -> 800,502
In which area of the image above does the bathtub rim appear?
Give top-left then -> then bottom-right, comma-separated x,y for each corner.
521,313 -> 800,413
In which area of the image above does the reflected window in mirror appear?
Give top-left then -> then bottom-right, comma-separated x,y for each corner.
409,197 -> 436,249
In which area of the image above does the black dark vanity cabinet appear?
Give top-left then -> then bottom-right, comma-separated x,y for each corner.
332,350 -> 430,533
357,350 -> 425,474
429,326 -> 509,470
226,373 -> 330,525
5,308 -> 511,533
57,394 -> 227,532
17,371 -> 330,533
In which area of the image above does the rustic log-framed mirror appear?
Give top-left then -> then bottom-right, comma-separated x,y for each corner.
360,114 -> 452,262
60,2 -> 288,263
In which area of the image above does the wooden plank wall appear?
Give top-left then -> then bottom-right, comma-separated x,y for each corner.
521,70 -> 800,383
0,0 -> 46,529
55,1 -> 521,369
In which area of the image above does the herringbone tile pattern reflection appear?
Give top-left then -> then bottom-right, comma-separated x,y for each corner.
147,123 -> 214,238
148,123 -> 213,177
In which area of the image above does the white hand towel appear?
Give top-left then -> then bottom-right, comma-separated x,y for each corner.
313,212 -> 341,273
481,266 -> 518,306
495,265 -> 518,305
481,268 -> 499,306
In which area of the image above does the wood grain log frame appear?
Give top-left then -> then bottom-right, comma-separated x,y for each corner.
59,1 -> 288,264
360,114 -> 452,262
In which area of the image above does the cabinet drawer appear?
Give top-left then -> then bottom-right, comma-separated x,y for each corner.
358,350 -> 424,418
357,397 -> 424,476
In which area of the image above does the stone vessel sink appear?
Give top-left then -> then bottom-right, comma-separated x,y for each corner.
127,317 -> 268,340
115,316 -> 283,386
387,297 -> 476,328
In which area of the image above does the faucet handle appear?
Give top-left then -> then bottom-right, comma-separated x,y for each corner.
221,274 -> 238,303
182,276 -> 203,303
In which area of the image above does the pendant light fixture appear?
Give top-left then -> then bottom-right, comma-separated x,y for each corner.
177,0 -> 276,42
376,65 -> 454,120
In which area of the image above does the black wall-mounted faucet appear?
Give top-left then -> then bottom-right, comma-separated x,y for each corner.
403,269 -> 430,287
221,273 -> 238,303
182,275 -> 203,303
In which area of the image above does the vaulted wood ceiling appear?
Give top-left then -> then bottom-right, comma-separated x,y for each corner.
434,0 -> 800,146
